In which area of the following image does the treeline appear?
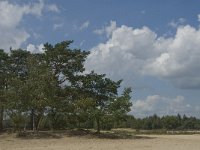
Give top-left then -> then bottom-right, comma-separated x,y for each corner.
0,41 -> 132,133
118,114 -> 200,130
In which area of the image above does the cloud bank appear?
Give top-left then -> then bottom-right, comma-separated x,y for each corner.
86,20 -> 200,89
0,0 -> 59,51
131,95 -> 193,118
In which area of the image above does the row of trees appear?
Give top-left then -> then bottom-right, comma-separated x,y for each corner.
117,114 -> 200,130
0,41 -> 132,133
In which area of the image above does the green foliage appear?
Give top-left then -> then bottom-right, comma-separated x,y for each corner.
77,71 -> 131,133
0,49 -> 10,130
9,112 -> 28,132
0,40 -> 133,133
116,114 -> 200,130
110,88 -> 132,120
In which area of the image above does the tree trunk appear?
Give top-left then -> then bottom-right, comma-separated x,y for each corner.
35,114 -> 42,131
0,106 -> 3,131
96,117 -> 100,134
31,109 -> 36,132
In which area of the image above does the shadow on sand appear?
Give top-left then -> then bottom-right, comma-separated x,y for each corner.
15,129 -> 155,140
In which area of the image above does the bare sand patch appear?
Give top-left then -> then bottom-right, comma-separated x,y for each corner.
0,132 -> 200,150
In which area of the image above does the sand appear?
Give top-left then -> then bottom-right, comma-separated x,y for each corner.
0,133 -> 200,150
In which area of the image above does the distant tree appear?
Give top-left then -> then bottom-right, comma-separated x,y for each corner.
162,116 -> 179,130
150,114 -> 162,129
123,115 -> 136,128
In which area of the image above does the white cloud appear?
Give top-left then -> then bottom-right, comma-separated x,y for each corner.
133,95 -> 160,113
198,14 -> 200,22
79,21 -> 90,30
46,4 -> 60,13
0,29 -> 30,51
86,21 -> 200,89
27,43 -> 44,53
27,0 -> 45,16
53,23 -> 63,30
131,95 -> 193,118
0,0 -> 57,51
94,21 -> 117,37
145,25 -> 200,88
0,0 -> 45,29
86,25 -> 163,84
168,18 -> 186,28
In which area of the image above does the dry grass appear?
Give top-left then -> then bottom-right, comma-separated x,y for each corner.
0,129 -> 200,150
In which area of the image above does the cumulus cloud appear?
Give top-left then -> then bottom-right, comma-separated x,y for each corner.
0,0 -> 58,51
85,21 -> 200,89
27,43 -> 44,53
168,18 -> 186,28
94,21 -> 117,37
0,0 -> 44,29
79,21 -> 90,31
0,29 -> 30,51
131,95 -> 192,118
145,25 -> 200,88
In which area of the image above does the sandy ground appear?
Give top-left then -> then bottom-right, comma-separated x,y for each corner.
0,133 -> 200,150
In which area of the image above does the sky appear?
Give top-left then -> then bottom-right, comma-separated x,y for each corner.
1,0 -> 200,118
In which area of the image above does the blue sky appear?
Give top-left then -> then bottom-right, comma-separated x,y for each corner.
1,0 -> 200,118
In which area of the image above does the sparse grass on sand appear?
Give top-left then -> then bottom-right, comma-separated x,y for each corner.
0,129 -> 200,150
